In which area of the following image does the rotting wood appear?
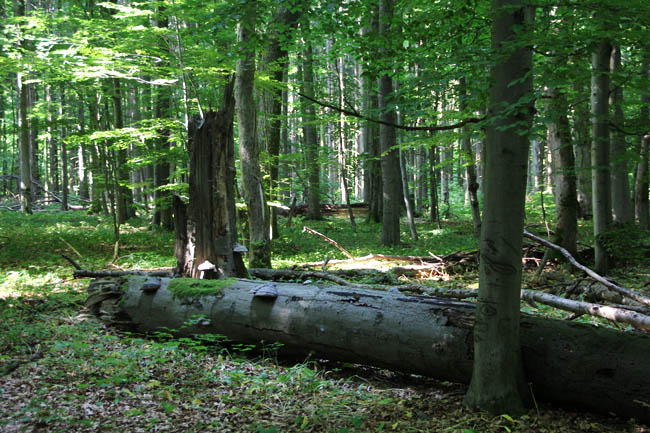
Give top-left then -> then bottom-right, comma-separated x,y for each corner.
86,276 -> 650,423
524,230 -> 650,306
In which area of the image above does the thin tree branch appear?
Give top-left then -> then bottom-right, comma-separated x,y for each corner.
297,91 -> 486,132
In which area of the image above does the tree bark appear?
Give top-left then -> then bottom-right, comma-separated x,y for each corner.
459,80 -> 481,238
152,8 -> 173,230
112,79 -> 133,223
257,6 -> 301,238
235,7 -> 271,268
175,87 -> 247,279
15,0 -> 32,214
59,87 -> 69,211
547,86 -> 577,257
609,46 -> 633,224
87,276 -> 650,424
573,74 -> 593,219
301,38 -> 322,221
591,40 -> 613,274
464,0 -> 533,415
378,0 -> 401,246
635,56 -> 650,229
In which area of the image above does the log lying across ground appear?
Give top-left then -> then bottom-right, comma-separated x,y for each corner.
86,276 -> 650,423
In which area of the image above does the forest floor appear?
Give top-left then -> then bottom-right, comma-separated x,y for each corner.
1,194 -> 650,432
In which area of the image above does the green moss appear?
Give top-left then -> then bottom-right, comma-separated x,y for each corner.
167,278 -> 236,298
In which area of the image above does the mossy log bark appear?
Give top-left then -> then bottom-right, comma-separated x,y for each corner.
87,277 -> 650,423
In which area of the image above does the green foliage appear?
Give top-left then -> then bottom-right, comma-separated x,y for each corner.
167,277 -> 236,298
597,223 -> 650,266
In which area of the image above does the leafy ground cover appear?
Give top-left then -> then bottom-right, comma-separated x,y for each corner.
1,194 -> 649,432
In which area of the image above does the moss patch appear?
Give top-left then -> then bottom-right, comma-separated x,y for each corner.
167,278 -> 236,298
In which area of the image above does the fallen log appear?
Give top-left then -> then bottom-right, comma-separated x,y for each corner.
86,276 -> 650,423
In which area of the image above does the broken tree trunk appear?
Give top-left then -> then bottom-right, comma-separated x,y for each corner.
174,82 -> 247,279
87,277 -> 650,423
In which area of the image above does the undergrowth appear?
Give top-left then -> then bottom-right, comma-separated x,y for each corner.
0,189 -> 648,432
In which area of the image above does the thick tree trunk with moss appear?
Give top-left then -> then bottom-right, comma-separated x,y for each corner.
464,0 -> 534,416
87,276 -> 650,424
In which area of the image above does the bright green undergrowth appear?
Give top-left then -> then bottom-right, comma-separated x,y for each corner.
0,187 -> 648,433
168,277 -> 236,298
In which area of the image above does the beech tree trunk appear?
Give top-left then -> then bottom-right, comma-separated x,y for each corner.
547,86 -> 577,257
459,80 -> 481,238
609,46 -> 633,224
235,7 -> 271,268
635,57 -> 650,229
591,40 -> 613,274
464,0 -> 534,415
378,0 -> 401,246
87,276 -> 650,424
152,8 -> 173,230
573,74 -> 593,219
301,34 -> 322,221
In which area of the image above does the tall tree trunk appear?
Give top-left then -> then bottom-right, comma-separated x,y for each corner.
591,40 -> 613,274
152,8 -> 173,230
609,46 -> 633,224
378,0 -> 400,246
547,87 -> 577,257
572,76 -> 592,219
77,102 -> 89,200
429,144 -> 440,226
635,57 -> 650,229
464,0 -> 533,415
235,6 -> 271,268
301,41 -> 322,221
257,7 -> 300,239
531,138 -> 544,192
59,87 -> 69,211
459,80 -> 481,238
46,86 -> 59,197
28,83 -> 39,199
15,0 -> 32,214
112,79 -> 133,223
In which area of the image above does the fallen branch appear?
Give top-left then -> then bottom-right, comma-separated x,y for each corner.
523,230 -> 650,307
521,289 -> 650,331
300,253 -> 445,268
73,269 -> 173,278
302,226 -> 354,259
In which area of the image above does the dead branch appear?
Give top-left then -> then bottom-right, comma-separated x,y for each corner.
73,269 -> 173,278
61,254 -> 83,270
521,289 -> 650,331
302,226 -> 354,259
523,230 -> 650,307
297,91 -> 486,132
